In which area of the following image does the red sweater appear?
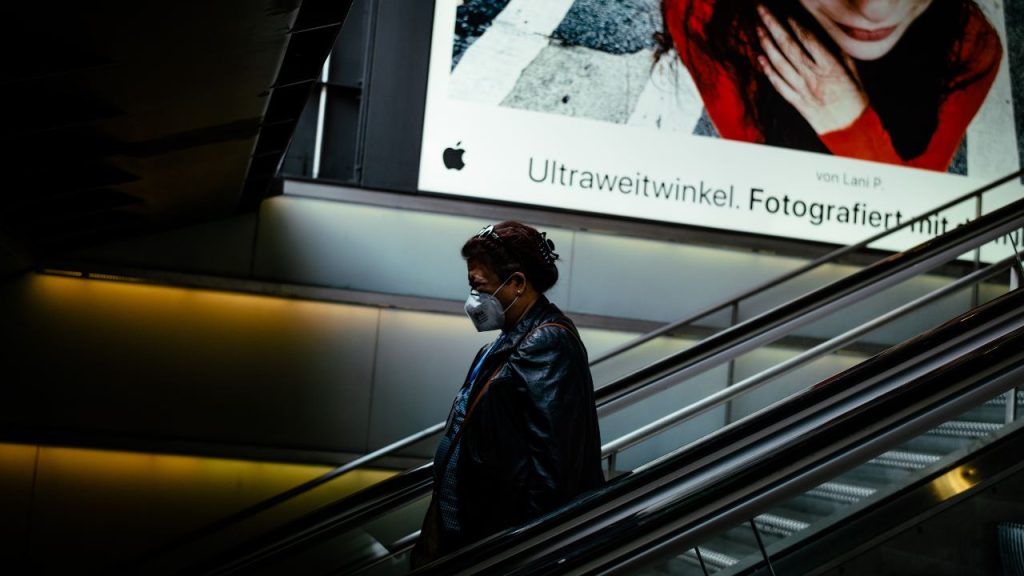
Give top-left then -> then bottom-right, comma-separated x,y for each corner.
665,0 -> 1003,171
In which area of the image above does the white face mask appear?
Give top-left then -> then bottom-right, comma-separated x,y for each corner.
464,275 -> 520,332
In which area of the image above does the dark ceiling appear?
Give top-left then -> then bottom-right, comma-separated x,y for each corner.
2,0 -> 352,276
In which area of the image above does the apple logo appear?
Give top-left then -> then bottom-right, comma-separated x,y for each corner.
443,142 -> 466,170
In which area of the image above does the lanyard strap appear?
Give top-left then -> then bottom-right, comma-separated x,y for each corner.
467,335 -> 503,385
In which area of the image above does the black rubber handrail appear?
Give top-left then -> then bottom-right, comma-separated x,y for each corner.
590,169 -> 1023,364
194,465 -> 434,575
418,288 -> 1024,575
593,194 -> 1024,412
598,253 -> 1019,462
136,464 -> 435,573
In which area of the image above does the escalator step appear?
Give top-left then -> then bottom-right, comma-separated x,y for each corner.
899,420 -> 1005,453
805,481 -> 876,504
841,449 -> 941,488
868,449 -> 941,470
929,420 -> 1003,438
752,513 -> 810,538
681,547 -> 738,571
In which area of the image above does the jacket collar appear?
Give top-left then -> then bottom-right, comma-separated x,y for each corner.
491,294 -> 553,356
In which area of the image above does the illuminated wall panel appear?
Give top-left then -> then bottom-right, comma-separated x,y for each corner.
0,274 -> 378,454
0,443 -> 393,573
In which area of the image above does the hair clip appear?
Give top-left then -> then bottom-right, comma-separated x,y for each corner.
537,231 -> 559,265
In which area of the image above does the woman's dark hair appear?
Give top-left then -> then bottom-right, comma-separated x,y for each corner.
461,221 -> 560,293
670,0 -> 976,160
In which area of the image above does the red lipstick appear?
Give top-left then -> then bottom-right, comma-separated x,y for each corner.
836,22 -> 897,41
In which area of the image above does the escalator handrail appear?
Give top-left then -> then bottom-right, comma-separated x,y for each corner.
594,194 -> 1024,413
149,176 -> 1024,568
185,466 -> 437,576
589,169 -> 1023,364
137,465 -> 435,572
599,253 -> 1018,459
417,288 -> 1024,575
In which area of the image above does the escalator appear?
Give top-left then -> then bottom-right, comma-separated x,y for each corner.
139,175 -> 1024,575
419,288 -> 1024,575
668,390 -> 1022,575
187,287 -> 1024,576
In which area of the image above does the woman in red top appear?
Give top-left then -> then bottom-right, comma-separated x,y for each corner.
663,0 -> 1003,172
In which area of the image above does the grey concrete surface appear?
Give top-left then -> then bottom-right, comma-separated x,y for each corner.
552,0 -> 662,55
501,45 -> 653,123
452,0 -> 511,68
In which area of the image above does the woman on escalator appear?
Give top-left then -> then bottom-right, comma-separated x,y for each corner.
411,221 -> 605,568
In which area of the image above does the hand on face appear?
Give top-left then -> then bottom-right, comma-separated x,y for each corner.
756,4 -> 869,135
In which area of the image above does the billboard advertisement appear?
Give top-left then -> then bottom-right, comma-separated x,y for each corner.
418,0 -> 1024,256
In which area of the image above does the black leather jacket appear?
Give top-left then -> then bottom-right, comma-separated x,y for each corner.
424,296 -> 605,556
